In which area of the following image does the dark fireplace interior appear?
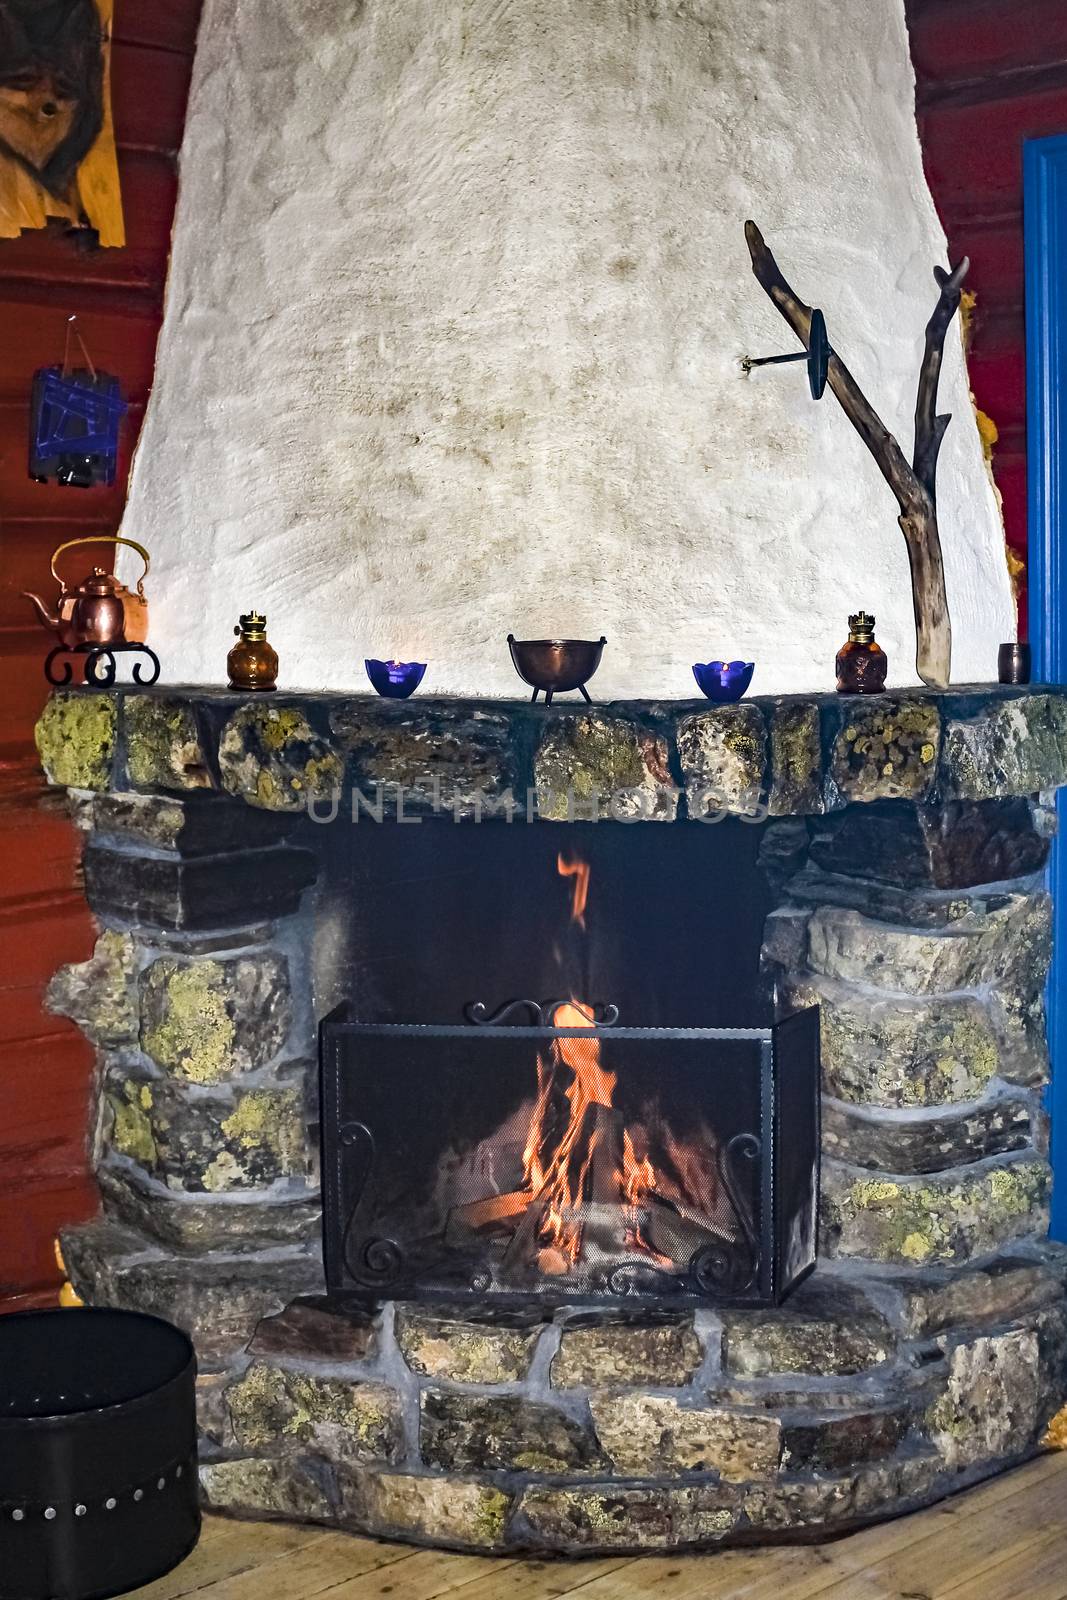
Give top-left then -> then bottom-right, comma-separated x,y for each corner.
313,818 -> 778,1028
313,818 -> 819,1309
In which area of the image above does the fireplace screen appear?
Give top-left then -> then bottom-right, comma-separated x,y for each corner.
320,1004 -> 818,1307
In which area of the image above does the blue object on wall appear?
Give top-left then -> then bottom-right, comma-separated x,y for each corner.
29,365 -> 127,489
1025,132 -> 1067,1239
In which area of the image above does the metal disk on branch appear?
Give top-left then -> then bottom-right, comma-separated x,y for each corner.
744,220 -> 968,690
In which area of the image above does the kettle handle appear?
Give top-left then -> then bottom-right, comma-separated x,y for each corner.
50,536 -> 151,600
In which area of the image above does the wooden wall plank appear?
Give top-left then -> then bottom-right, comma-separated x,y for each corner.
0,154 -> 179,295
904,0 -> 1065,637
0,0 -> 204,1311
113,1 -> 204,57
908,0 -> 1067,84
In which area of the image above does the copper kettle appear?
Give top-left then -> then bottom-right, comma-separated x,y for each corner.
23,536 -> 150,650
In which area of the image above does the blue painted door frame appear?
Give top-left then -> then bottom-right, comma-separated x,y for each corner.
1025,134 -> 1067,1239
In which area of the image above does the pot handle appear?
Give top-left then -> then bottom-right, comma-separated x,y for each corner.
50,536 -> 151,599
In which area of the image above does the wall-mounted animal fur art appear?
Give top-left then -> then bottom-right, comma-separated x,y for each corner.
0,0 -> 123,245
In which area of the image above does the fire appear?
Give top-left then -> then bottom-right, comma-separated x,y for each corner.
557,853 -> 590,928
515,857 -> 664,1274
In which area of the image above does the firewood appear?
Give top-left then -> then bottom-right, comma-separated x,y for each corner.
586,1105 -> 626,1204
444,1190 -> 529,1245
744,221 -> 967,690
643,1193 -> 733,1262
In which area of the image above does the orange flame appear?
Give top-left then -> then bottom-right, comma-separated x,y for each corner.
557,853 -> 590,928
512,855 -> 667,1273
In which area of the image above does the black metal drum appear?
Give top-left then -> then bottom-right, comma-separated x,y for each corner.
0,1309 -> 199,1600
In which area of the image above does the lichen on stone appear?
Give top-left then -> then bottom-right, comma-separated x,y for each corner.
124,697 -> 212,791
676,704 -> 767,817
767,701 -> 823,815
821,1155 -> 1050,1265
788,982 -> 1002,1109
830,699 -> 940,804
140,960 -> 234,1083
139,951 -> 291,1083
218,704 -> 343,812
46,929 -> 138,1048
351,1471 -> 513,1549
204,1088 -> 304,1190
534,714 -> 677,821
226,1361 -> 400,1462
108,1081 -> 157,1169
34,692 -> 116,791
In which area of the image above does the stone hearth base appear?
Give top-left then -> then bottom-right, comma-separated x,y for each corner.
63,1242 -> 1067,1553
37,684 -> 1067,1553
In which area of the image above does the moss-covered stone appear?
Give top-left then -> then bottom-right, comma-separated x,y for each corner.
61,1217 -> 324,1361
830,700 -> 940,804
589,1394 -> 781,1480
227,1360 -> 402,1463
199,1456 -> 334,1522
396,1304 -> 545,1383
46,929 -> 138,1048
218,704 -> 343,812
820,1155 -> 1050,1266
721,1278 -> 895,1377
767,701 -> 823,815
517,1482 -> 740,1550
925,1329 -> 1042,1469
139,951 -> 291,1083
124,697 -> 212,791
676,704 -> 766,817
108,1079 -> 157,1167
821,1094 -> 1031,1175
331,703 -> 515,819
34,691 -> 116,790
104,1077 -> 306,1192
784,980 -> 1002,1108
740,1456 -> 941,1532
896,1258 -> 1059,1339
942,694 -> 1067,801
345,1471 -> 513,1550
552,1310 -> 702,1387
534,714 -> 677,821
96,1159 -> 319,1252
805,894 -> 1051,997
420,1391 -> 603,1474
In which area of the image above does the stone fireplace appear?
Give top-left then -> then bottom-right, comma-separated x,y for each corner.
34,682 -> 1067,1553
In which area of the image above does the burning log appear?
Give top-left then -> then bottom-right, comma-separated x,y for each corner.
445,1190 -> 529,1246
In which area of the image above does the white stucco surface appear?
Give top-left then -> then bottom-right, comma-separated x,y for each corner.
122,0 -> 1015,697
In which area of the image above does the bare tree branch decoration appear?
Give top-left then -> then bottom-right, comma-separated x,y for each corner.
744,221 -> 968,690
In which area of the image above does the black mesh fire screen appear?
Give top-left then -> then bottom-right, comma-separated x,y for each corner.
321,1005 -> 818,1308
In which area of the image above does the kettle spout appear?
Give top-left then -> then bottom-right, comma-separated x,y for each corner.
22,592 -> 62,634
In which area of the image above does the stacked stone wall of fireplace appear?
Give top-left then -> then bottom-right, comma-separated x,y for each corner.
33,684 -> 1067,1553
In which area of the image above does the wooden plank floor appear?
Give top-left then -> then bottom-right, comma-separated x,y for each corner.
132,1453 -> 1067,1600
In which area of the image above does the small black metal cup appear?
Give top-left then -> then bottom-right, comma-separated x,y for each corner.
998,642 -> 1031,685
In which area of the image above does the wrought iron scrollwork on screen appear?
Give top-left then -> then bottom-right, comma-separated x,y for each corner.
686,1132 -> 762,1297
463,998 -> 620,1027
339,1121 -> 405,1289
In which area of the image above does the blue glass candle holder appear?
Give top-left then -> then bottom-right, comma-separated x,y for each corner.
365,659 -> 427,699
692,660 -> 755,702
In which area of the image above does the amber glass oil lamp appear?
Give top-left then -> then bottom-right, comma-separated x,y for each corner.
228,611 -> 278,692
836,611 -> 887,694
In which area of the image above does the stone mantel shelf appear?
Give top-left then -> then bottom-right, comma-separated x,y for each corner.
34,681 -> 1067,820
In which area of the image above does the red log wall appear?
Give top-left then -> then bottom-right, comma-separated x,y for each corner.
0,1 -> 202,1309
906,0 -> 1067,637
